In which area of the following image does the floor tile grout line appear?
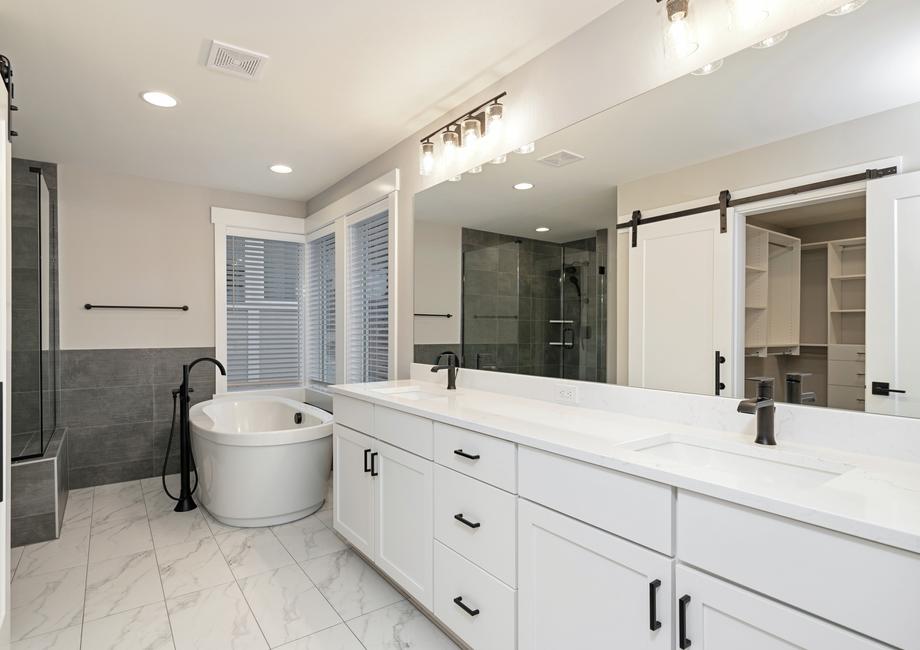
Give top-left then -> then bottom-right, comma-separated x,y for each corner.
77,485 -> 97,649
141,480 -> 178,650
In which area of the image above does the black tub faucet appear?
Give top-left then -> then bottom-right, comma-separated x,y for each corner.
738,377 -> 776,446
431,351 -> 460,390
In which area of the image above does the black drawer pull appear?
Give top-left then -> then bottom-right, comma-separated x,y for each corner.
679,594 -> 692,648
649,579 -> 662,631
453,449 -> 480,460
370,451 -> 378,477
453,596 -> 480,617
363,448 -> 372,473
454,513 -> 481,529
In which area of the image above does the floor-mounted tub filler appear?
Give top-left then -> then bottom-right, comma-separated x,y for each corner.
190,395 -> 333,526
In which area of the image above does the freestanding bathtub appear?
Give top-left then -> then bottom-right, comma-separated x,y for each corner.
190,395 -> 333,527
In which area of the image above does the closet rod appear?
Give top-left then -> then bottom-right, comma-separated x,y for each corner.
617,166 -> 897,246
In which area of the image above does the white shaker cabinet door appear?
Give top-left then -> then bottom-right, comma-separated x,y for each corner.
518,499 -> 673,650
674,565 -> 888,650
332,424 -> 375,557
374,440 -> 434,610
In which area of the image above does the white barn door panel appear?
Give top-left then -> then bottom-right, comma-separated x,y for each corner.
866,170 -> 920,417
628,209 -> 736,397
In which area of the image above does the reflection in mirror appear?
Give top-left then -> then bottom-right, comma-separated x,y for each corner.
413,0 -> 920,418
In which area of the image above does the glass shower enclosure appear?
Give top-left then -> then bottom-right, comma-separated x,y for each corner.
461,227 -> 607,382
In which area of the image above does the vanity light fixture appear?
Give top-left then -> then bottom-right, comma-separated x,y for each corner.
417,91 -> 508,176
729,0 -> 769,29
419,141 -> 435,176
462,117 -> 482,150
657,0 -> 699,58
141,91 -> 178,108
514,182 -> 534,190
269,164 -> 293,174
691,59 -> 724,75
535,226 -> 551,232
826,0 -> 867,16
751,30 -> 788,49
515,142 -> 535,155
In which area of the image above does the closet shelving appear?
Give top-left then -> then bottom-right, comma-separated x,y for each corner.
745,225 -> 801,358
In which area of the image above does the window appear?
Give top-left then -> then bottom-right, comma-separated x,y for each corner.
307,230 -> 336,384
226,233 -> 305,389
346,204 -> 390,382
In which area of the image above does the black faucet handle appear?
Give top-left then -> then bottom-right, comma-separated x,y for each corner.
433,351 -> 460,368
745,376 -> 775,400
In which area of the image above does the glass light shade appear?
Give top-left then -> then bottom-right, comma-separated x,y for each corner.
751,30 -> 788,49
441,129 -> 459,162
491,154 -> 508,165
419,142 -> 435,176
666,19 -> 699,58
485,102 -> 504,136
515,142 -> 535,155
826,0 -> 867,16
691,59 -> 724,76
729,0 -> 769,29
462,118 -> 482,149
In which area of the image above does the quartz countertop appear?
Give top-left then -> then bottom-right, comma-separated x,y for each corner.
331,380 -> 920,554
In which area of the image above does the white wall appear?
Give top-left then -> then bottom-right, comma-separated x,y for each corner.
413,221 -> 461,346
58,165 -> 306,350
305,0 -> 843,378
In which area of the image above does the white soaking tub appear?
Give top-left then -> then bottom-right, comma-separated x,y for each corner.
190,395 -> 332,527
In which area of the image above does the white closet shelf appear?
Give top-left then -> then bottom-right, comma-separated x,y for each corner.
831,309 -> 866,313
746,265 -> 767,272
746,305 -> 767,310
800,342 -> 828,347
830,274 -> 866,281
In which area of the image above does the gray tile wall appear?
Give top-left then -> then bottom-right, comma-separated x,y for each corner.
61,347 -> 216,488
11,429 -> 68,546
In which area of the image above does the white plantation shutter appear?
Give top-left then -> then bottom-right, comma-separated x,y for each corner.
347,209 -> 389,382
226,234 -> 305,389
307,232 -> 336,384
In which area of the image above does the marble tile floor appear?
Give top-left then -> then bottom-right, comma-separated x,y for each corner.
10,475 -> 459,650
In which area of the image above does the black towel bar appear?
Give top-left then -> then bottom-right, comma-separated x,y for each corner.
85,303 -> 189,311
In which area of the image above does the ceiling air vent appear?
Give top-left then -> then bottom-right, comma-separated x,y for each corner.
537,149 -> 585,168
206,40 -> 269,80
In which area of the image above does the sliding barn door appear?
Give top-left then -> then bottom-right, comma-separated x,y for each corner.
628,209 -> 737,396
865,170 -> 920,417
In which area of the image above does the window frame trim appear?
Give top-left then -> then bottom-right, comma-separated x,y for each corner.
305,222 -> 342,386
212,207 -> 306,394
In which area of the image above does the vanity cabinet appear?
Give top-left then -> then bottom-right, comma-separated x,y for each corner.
674,565 -> 887,649
332,424 -> 375,557
518,499 -> 673,649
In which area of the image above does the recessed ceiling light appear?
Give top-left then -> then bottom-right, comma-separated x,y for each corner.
141,91 -> 178,108
691,59 -> 724,76
751,30 -> 788,49
515,142 -> 535,155
826,0 -> 868,16
535,227 -> 550,233
269,164 -> 293,174
514,182 -> 534,190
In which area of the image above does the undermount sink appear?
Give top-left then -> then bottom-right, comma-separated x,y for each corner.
631,437 -> 852,491
369,385 -> 450,402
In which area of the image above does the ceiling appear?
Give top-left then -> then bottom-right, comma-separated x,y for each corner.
416,0 -> 920,243
0,0 -> 622,201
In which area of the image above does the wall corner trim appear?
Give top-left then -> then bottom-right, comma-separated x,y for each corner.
305,169 -> 399,235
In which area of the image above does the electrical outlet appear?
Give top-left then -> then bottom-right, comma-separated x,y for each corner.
556,384 -> 579,405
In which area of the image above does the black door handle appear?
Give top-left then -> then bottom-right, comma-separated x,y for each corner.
370,452 -> 378,477
363,448 -> 372,473
454,513 -> 481,529
872,381 -> 907,396
714,351 -> 726,395
453,596 -> 480,617
453,449 -> 480,460
649,579 -> 662,631
679,594 -> 692,648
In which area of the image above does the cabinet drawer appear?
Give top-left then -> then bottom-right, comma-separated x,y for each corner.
433,422 -> 517,493
434,541 -> 516,650
677,491 -> 920,650
374,406 -> 433,459
519,447 -> 673,555
828,384 -> 865,410
828,343 -> 866,362
434,465 -> 517,587
333,395 -> 374,434
828,359 -> 865,387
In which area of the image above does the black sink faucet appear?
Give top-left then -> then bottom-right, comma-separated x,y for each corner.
431,351 -> 460,390
738,377 -> 776,446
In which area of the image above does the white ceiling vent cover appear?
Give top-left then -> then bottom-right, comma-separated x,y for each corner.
538,149 -> 585,168
206,40 -> 269,80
